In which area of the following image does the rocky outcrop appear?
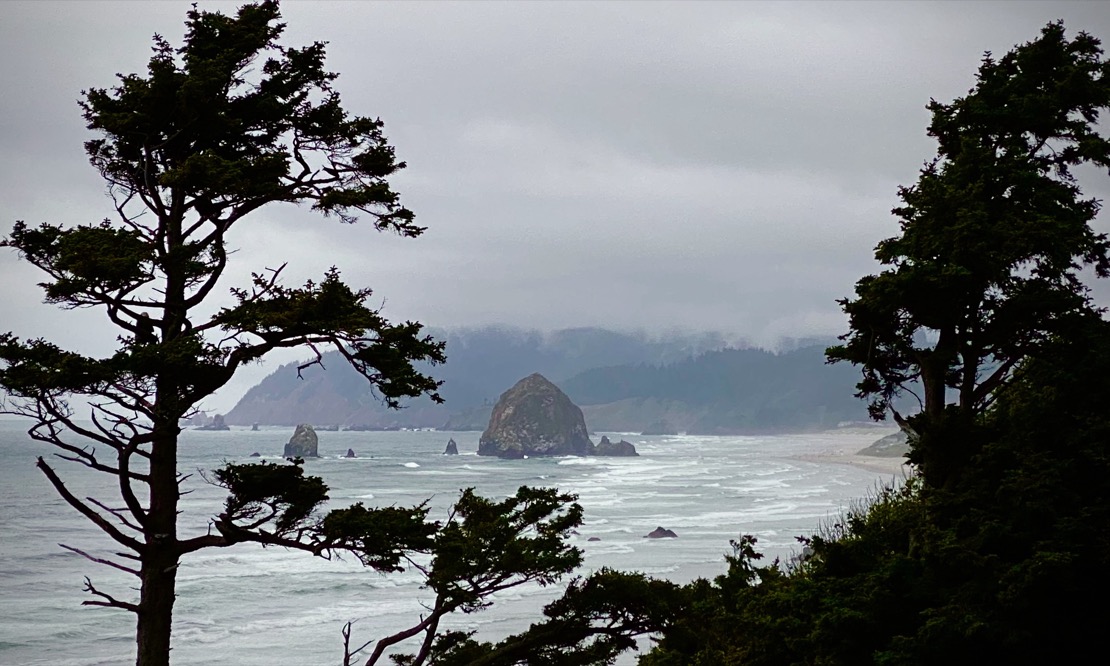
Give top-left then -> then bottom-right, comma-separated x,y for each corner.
344,448 -> 357,458
196,413 -> 230,431
478,373 -> 593,459
641,419 -> 678,436
592,435 -> 638,456
284,424 -> 319,458
858,430 -> 910,458
644,526 -> 678,539
444,438 -> 459,455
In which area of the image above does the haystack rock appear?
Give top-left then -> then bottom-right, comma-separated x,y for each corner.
644,526 -> 678,539
478,373 -> 593,459
284,423 -> 319,458
592,435 -> 638,457
444,438 -> 459,455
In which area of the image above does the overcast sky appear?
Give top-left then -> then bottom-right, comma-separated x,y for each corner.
3,1 -> 1110,412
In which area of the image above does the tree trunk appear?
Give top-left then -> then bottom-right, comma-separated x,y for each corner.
136,547 -> 180,666
136,429 -> 181,666
920,359 -> 947,419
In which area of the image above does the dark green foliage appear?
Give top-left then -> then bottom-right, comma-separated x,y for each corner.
6,220 -> 153,304
643,23 -> 1110,666
412,570 -> 683,666
342,486 -> 590,666
427,487 -> 584,608
333,485 -> 685,666
213,458 -> 329,535
320,502 -> 436,571
827,22 -> 1110,437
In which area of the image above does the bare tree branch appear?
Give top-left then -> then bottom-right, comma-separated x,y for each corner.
37,457 -> 144,552
81,576 -> 139,613
60,544 -> 141,577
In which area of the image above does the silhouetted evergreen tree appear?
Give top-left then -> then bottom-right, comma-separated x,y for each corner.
0,2 -> 446,664
827,22 -> 1110,485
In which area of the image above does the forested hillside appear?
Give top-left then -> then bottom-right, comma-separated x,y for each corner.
563,345 -> 867,433
224,328 -> 869,433
223,326 -> 731,428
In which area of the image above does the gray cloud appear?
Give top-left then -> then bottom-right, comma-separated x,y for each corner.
4,1 -> 1110,411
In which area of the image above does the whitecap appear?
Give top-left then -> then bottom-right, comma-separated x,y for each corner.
403,462 -> 420,468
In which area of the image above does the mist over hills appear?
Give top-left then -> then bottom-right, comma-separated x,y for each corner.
223,326 -> 868,433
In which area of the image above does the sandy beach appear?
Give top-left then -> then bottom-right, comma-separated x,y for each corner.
791,427 -> 916,478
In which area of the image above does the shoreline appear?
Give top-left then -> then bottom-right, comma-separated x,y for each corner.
794,450 -> 913,477
792,427 -> 915,477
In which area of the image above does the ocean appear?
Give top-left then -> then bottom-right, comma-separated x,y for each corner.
0,419 -> 903,665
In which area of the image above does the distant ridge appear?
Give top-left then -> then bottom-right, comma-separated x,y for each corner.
224,326 -> 730,428
224,327 -> 868,434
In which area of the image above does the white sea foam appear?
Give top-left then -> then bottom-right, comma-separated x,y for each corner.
0,423 -> 905,665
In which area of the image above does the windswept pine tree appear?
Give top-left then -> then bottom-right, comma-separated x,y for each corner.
827,21 -> 1110,485
0,2 -> 447,663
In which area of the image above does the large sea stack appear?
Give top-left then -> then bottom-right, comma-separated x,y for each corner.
284,423 -> 319,458
479,373 -> 593,459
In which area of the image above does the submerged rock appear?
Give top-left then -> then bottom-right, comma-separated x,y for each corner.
284,423 -> 319,458
644,526 -> 678,539
592,435 -> 639,457
588,536 -> 601,542
249,452 -> 261,457
444,438 -> 459,455
478,373 -> 593,459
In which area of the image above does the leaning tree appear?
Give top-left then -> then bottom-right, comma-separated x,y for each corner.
827,22 -> 1110,484
0,2 -> 450,664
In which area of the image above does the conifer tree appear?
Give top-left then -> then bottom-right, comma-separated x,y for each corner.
0,3 -> 446,663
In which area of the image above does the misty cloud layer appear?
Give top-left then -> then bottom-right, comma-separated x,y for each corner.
4,1 -> 1110,410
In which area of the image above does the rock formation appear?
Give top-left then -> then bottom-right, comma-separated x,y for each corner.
858,430 -> 910,458
344,448 -> 357,458
284,423 -> 319,458
592,435 -> 639,456
196,413 -> 230,431
588,536 -> 601,542
249,451 -> 261,457
444,438 -> 459,455
478,373 -> 593,459
644,526 -> 678,539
